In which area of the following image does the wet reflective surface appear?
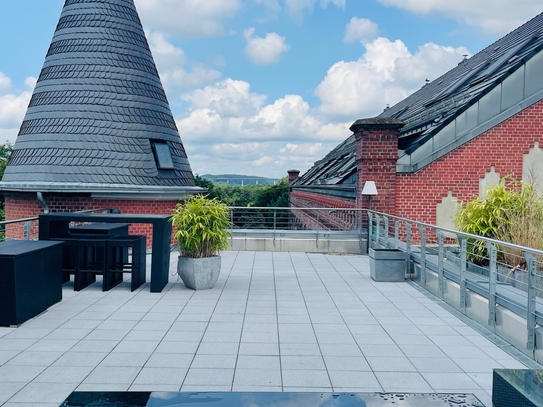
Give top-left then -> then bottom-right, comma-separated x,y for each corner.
493,369 -> 543,407
60,391 -> 485,407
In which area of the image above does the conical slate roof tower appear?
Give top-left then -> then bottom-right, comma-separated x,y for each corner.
0,0 -> 198,194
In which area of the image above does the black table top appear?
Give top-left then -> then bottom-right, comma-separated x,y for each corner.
70,223 -> 130,231
60,392 -> 485,407
0,240 -> 63,256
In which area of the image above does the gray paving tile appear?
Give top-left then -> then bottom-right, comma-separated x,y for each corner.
366,357 -> 417,372
0,365 -> 46,382
467,372 -> 493,391
323,356 -> 371,371
83,366 -> 141,384
282,369 -> 331,388
183,368 -> 234,386
409,357 -> 463,373
155,341 -> 200,354
328,371 -> 382,391
99,352 -> 152,367
0,382 -> 26,403
7,382 -> 77,404
191,354 -> 237,369
5,351 -> 63,366
319,343 -> 363,357
280,343 -> 321,356
52,352 -> 107,367
239,342 -> 279,355
112,340 -> 159,353
197,342 -> 240,355
0,350 -> 20,365
236,355 -> 280,370
233,368 -> 281,386
421,372 -> 481,390
281,355 -> 326,370
132,367 -> 187,385
33,365 -> 94,383
454,358 -> 504,373
359,344 -> 403,357
374,372 -> 433,392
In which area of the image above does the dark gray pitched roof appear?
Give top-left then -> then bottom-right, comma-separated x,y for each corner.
0,0 -> 198,194
294,12 -> 543,188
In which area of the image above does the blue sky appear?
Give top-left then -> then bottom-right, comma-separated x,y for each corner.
0,0 -> 542,178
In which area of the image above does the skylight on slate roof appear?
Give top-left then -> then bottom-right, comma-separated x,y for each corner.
0,0 -> 196,192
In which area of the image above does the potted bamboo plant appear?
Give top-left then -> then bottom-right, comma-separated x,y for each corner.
171,195 -> 231,290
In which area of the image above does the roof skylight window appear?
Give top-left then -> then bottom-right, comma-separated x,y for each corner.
151,141 -> 174,170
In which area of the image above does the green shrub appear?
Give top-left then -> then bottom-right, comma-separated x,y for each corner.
455,177 -> 543,265
171,195 -> 231,258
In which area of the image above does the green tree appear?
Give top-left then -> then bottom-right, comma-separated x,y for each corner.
0,142 -> 13,235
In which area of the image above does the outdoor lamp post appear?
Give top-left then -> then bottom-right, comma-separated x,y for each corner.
361,180 -> 378,211
361,181 -> 378,253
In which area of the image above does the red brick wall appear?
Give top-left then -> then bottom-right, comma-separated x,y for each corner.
396,98 -> 543,224
4,194 -> 181,246
355,128 -> 399,213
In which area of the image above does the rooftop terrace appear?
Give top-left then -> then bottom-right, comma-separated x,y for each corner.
0,250 -> 538,407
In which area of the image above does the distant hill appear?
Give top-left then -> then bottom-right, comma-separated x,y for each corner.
201,174 -> 281,186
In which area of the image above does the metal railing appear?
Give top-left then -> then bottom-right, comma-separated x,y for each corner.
228,206 -> 368,248
0,208 -> 116,242
368,210 -> 543,352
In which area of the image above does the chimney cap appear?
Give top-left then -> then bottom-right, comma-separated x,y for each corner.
349,117 -> 405,133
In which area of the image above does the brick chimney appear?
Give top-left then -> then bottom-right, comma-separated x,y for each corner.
350,118 -> 404,214
287,169 -> 300,184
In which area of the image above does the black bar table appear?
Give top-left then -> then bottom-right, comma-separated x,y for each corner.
39,213 -> 172,293
0,240 -> 63,326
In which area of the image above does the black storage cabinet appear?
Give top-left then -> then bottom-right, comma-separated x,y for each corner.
0,240 -> 63,326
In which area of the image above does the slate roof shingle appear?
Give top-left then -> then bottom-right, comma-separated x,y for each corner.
0,0 -> 197,192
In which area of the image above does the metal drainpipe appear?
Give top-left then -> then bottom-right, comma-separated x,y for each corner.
37,192 -> 50,214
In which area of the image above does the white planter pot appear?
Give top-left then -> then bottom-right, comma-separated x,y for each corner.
177,256 -> 221,290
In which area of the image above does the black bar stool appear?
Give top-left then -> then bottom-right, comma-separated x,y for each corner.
75,237 -> 110,291
106,235 -> 146,291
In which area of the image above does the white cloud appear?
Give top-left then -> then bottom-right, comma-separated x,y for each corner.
147,31 -> 221,94
0,72 -> 12,92
182,78 -> 267,117
315,37 -> 470,118
134,0 -> 240,38
243,28 -> 290,65
285,0 -> 345,22
177,79 -> 348,177
0,73 -> 33,139
376,0 -> 543,36
343,17 -> 379,44
252,156 -> 273,166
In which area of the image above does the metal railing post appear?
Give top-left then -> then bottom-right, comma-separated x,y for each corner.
418,224 -> 426,286
374,216 -> 381,248
437,231 -> 445,300
526,253 -> 536,350
383,216 -> 389,248
394,219 -> 399,249
405,221 -> 412,277
316,212 -> 319,249
458,236 -> 467,313
23,221 -> 32,240
367,212 -> 373,250
273,209 -> 277,247
487,242 -> 497,327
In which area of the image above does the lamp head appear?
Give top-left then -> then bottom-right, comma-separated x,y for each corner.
361,181 -> 378,196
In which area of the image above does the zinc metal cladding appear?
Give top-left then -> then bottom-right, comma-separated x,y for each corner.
2,0 -> 196,188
